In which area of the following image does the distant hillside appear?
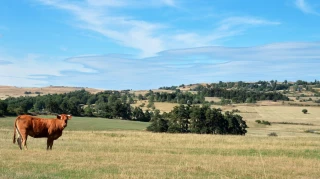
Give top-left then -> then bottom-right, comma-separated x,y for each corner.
0,85 -> 104,100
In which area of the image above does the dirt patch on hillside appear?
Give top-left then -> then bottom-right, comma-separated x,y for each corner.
0,86 -> 104,99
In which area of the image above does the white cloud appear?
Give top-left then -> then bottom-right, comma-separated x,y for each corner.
162,0 -> 176,7
86,0 -> 127,7
35,0 -> 280,58
295,0 -> 320,15
62,41 -> 320,89
1,42 -> 319,89
0,53 -> 96,87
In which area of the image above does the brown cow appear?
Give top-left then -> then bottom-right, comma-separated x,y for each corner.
13,114 -> 72,150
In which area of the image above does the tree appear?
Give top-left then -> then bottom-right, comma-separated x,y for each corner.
84,106 -> 94,117
147,110 -> 168,132
128,96 -> 134,104
205,108 -> 226,134
132,107 -> 145,121
0,100 -> 8,116
168,105 -> 190,133
189,106 -> 206,133
302,109 -> 308,114
121,95 -> 128,103
46,100 -> 61,114
224,111 -> 247,135
138,94 -> 144,100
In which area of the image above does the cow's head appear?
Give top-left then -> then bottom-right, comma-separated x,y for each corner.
56,114 -> 72,129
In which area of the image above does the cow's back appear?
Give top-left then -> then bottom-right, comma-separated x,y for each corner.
16,115 -> 50,138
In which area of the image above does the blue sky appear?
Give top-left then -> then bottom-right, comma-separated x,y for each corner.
0,0 -> 320,90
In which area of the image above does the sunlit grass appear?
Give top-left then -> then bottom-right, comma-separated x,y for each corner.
1,129 -> 320,178
1,107 -> 320,178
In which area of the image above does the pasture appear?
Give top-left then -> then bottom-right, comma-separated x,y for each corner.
1,109 -> 320,178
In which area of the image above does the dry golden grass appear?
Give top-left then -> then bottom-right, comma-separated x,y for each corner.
131,101 -> 180,113
131,100 -> 320,137
222,105 -> 320,137
130,89 -> 174,96
1,129 -> 319,178
0,86 -> 104,99
204,97 -> 221,103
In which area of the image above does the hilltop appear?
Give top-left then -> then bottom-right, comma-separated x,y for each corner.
0,85 -> 104,100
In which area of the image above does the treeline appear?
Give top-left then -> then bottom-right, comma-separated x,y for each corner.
145,90 -> 205,104
196,88 -> 289,103
0,90 -> 152,121
146,87 -> 288,105
0,85 -> 290,118
188,80 -> 320,92
147,105 -> 247,135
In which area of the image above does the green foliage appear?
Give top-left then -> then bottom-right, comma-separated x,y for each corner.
147,105 -> 247,135
24,91 -> 32,94
0,100 -> 7,116
147,110 -> 168,132
255,120 -> 261,124
231,109 -> 240,113
268,132 -> 278,137
132,107 -> 150,122
302,109 -> 308,114
255,120 -> 271,125
158,86 -> 177,90
168,105 -> 190,133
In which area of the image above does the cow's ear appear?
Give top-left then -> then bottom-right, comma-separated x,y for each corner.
67,114 -> 72,120
57,115 -> 61,119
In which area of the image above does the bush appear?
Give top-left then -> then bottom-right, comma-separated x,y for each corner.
268,132 -> 278,137
302,109 -> 308,114
255,120 -> 271,125
232,109 -> 240,113
261,120 -> 271,125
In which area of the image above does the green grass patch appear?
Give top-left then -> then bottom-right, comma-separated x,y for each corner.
0,116 -> 150,131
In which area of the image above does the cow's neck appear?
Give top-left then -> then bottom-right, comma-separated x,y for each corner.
50,119 -> 65,131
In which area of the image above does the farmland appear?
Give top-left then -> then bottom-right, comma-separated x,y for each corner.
1,83 -> 320,178
1,112 -> 320,178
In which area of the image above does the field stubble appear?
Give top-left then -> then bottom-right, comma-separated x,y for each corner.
1,104 -> 320,178
1,128 -> 320,178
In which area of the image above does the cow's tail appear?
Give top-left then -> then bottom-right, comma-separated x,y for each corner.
13,116 -> 20,144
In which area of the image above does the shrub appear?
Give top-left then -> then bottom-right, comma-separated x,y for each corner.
268,132 -> 278,137
256,120 -> 271,125
261,120 -> 271,125
302,109 -> 308,114
232,109 -> 240,113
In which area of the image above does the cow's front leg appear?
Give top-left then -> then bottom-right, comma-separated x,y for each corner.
47,138 -> 54,150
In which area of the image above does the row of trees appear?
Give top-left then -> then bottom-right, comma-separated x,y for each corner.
145,87 -> 289,105
147,105 -> 247,135
190,80 -> 320,92
0,83 -> 290,118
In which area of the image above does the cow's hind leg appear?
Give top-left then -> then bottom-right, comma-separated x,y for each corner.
47,138 -> 54,150
17,137 -> 22,150
16,129 -> 22,150
21,132 -> 28,150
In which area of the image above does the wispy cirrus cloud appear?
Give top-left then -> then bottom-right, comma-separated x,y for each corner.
36,0 -> 280,57
63,41 -> 320,89
295,0 -> 320,15
0,52 -> 96,87
1,41 -> 319,89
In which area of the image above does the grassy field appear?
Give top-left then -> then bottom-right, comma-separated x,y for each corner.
1,109 -> 320,178
0,116 -> 150,131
